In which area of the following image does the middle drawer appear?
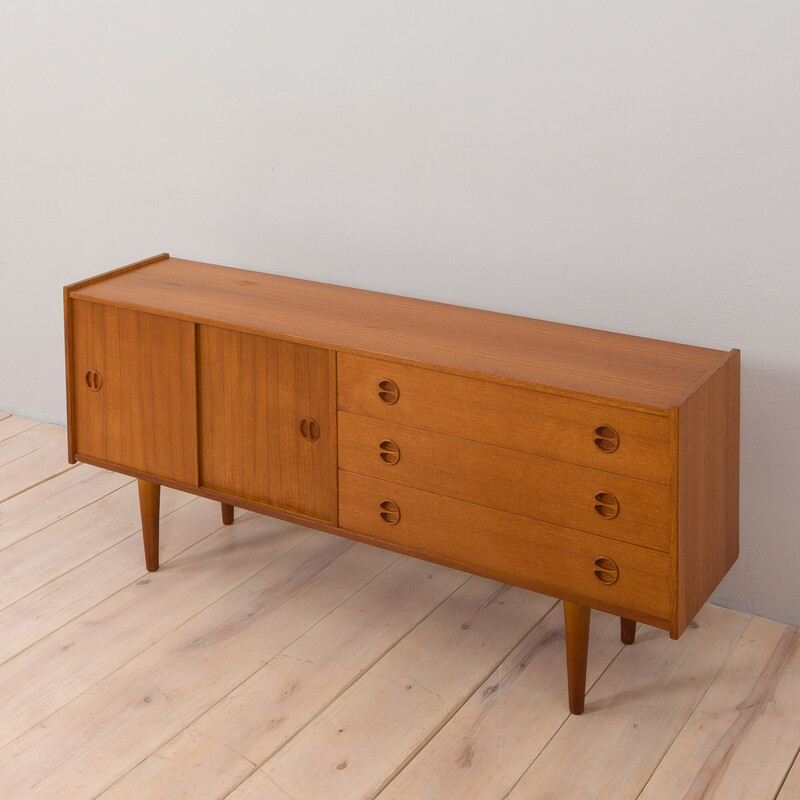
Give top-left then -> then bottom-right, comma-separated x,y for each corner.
338,411 -> 672,551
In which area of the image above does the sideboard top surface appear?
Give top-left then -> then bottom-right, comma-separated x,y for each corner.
68,254 -> 734,411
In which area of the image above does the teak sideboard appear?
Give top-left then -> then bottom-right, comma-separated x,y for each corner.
63,254 -> 740,714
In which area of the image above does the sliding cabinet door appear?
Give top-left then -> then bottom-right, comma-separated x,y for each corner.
197,326 -> 336,523
70,299 -> 198,484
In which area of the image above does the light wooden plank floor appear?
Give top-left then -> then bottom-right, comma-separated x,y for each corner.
0,413 -> 797,800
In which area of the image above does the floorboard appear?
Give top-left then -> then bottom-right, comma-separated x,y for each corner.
0,415 -> 39,441
0,464 -> 130,551
0,422 -> 63,464
777,750 -> 800,799
0,415 -> 796,800
96,556 -> 464,800
0,498 -> 241,663
0,509 -> 311,753
252,580 -> 555,800
0,424 -> 76,503
638,616 -> 800,800
503,604 -> 750,800
375,607 -> 626,800
0,482 -> 191,613
0,536 -> 389,799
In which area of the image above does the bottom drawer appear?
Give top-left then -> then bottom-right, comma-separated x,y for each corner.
339,471 -> 672,622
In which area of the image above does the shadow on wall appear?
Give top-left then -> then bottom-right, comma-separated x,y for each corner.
712,358 -> 800,627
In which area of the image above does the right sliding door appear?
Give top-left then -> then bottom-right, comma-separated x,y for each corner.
197,325 -> 337,523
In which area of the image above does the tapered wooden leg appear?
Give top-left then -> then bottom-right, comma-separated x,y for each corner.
221,502 -> 234,525
621,617 -> 636,645
138,480 -> 161,572
564,601 -> 591,715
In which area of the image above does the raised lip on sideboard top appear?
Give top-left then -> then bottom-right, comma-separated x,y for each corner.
66,254 -> 737,415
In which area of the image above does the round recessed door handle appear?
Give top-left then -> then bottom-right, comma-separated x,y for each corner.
378,379 -> 400,405
594,491 -> 620,519
299,417 -> 320,442
593,425 -> 619,453
379,499 -> 401,525
85,369 -> 102,391
593,556 -> 619,585
379,439 -> 401,465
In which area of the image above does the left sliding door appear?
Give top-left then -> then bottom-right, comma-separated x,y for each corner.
70,299 -> 198,485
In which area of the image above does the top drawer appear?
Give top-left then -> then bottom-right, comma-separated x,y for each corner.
338,354 -> 672,484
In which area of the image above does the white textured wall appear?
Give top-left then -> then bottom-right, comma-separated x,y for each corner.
1,2 -> 798,624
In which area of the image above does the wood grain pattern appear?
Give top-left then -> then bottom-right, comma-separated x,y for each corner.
0,482 -> 188,614
0,513 -> 313,753
339,411 -> 672,550
0,423 -> 64,466
138,480 -> 160,571
0,535 -> 383,800
258,578 -> 555,800
505,604 -> 750,800
0,426 -> 76,503
62,256 -> 740,717
338,471 -> 672,622
94,557 -> 465,800
338,353 -> 673,483
0,494 -> 215,659
0,463 -> 129,551
374,607 -> 625,800
675,349 -> 740,636
63,253 -> 170,294
226,772 -> 296,800
0,416 -> 40,442
638,616 -> 800,800
0,451 -> 787,799
64,285 -> 76,462
70,300 -> 198,485
777,752 -> 800,799
64,255 -> 170,464
564,601 -> 591,714
69,257 -> 730,409
198,326 -> 337,523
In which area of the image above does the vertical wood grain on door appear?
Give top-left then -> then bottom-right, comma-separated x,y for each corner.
197,326 -> 336,523
70,300 -> 198,484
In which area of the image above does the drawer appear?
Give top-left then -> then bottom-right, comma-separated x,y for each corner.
339,472 -> 672,622
339,412 -> 672,551
337,354 -> 672,484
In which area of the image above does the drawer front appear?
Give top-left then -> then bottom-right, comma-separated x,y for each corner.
339,412 -> 672,550
339,471 -> 672,621
338,354 -> 672,484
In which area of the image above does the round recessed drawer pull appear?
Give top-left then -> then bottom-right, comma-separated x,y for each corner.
593,556 -> 619,585
594,425 -> 619,453
299,417 -> 320,442
85,369 -> 102,391
378,379 -> 400,405
594,491 -> 620,519
379,499 -> 401,525
379,439 -> 401,465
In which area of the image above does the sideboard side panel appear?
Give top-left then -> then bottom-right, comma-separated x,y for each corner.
64,288 -> 77,463
675,349 -> 741,635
